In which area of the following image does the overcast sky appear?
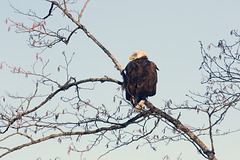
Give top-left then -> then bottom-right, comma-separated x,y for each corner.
1,0 -> 240,160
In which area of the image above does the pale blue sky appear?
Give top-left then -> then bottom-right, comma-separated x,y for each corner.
1,0 -> 240,160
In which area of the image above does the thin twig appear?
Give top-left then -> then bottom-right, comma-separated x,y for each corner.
78,0 -> 91,22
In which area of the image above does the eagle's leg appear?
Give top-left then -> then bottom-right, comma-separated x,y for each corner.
130,95 -> 139,106
133,100 -> 145,112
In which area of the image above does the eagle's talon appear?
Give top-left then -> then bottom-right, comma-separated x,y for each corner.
133,100 -> 145,112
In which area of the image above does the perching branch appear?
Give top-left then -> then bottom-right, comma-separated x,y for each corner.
145,101 -> 217,160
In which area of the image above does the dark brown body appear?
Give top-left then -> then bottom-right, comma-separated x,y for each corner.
123,56 -> 158,105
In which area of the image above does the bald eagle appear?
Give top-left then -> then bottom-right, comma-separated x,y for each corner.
122,50 -> 158,110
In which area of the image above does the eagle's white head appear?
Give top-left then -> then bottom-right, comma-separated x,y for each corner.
129,50 -> 148,60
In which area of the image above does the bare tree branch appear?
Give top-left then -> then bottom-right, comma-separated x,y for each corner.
43,2 -> 55,19
48,0 -> 123,72
3,1 -> 240,160
145,101 -> 217,160
78,0 -> 91,22
0,110 -> 151,158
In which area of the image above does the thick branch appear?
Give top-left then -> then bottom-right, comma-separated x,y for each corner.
145,101 -> 217,160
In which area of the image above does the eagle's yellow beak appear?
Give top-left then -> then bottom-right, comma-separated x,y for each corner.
129,56 -> 134,60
